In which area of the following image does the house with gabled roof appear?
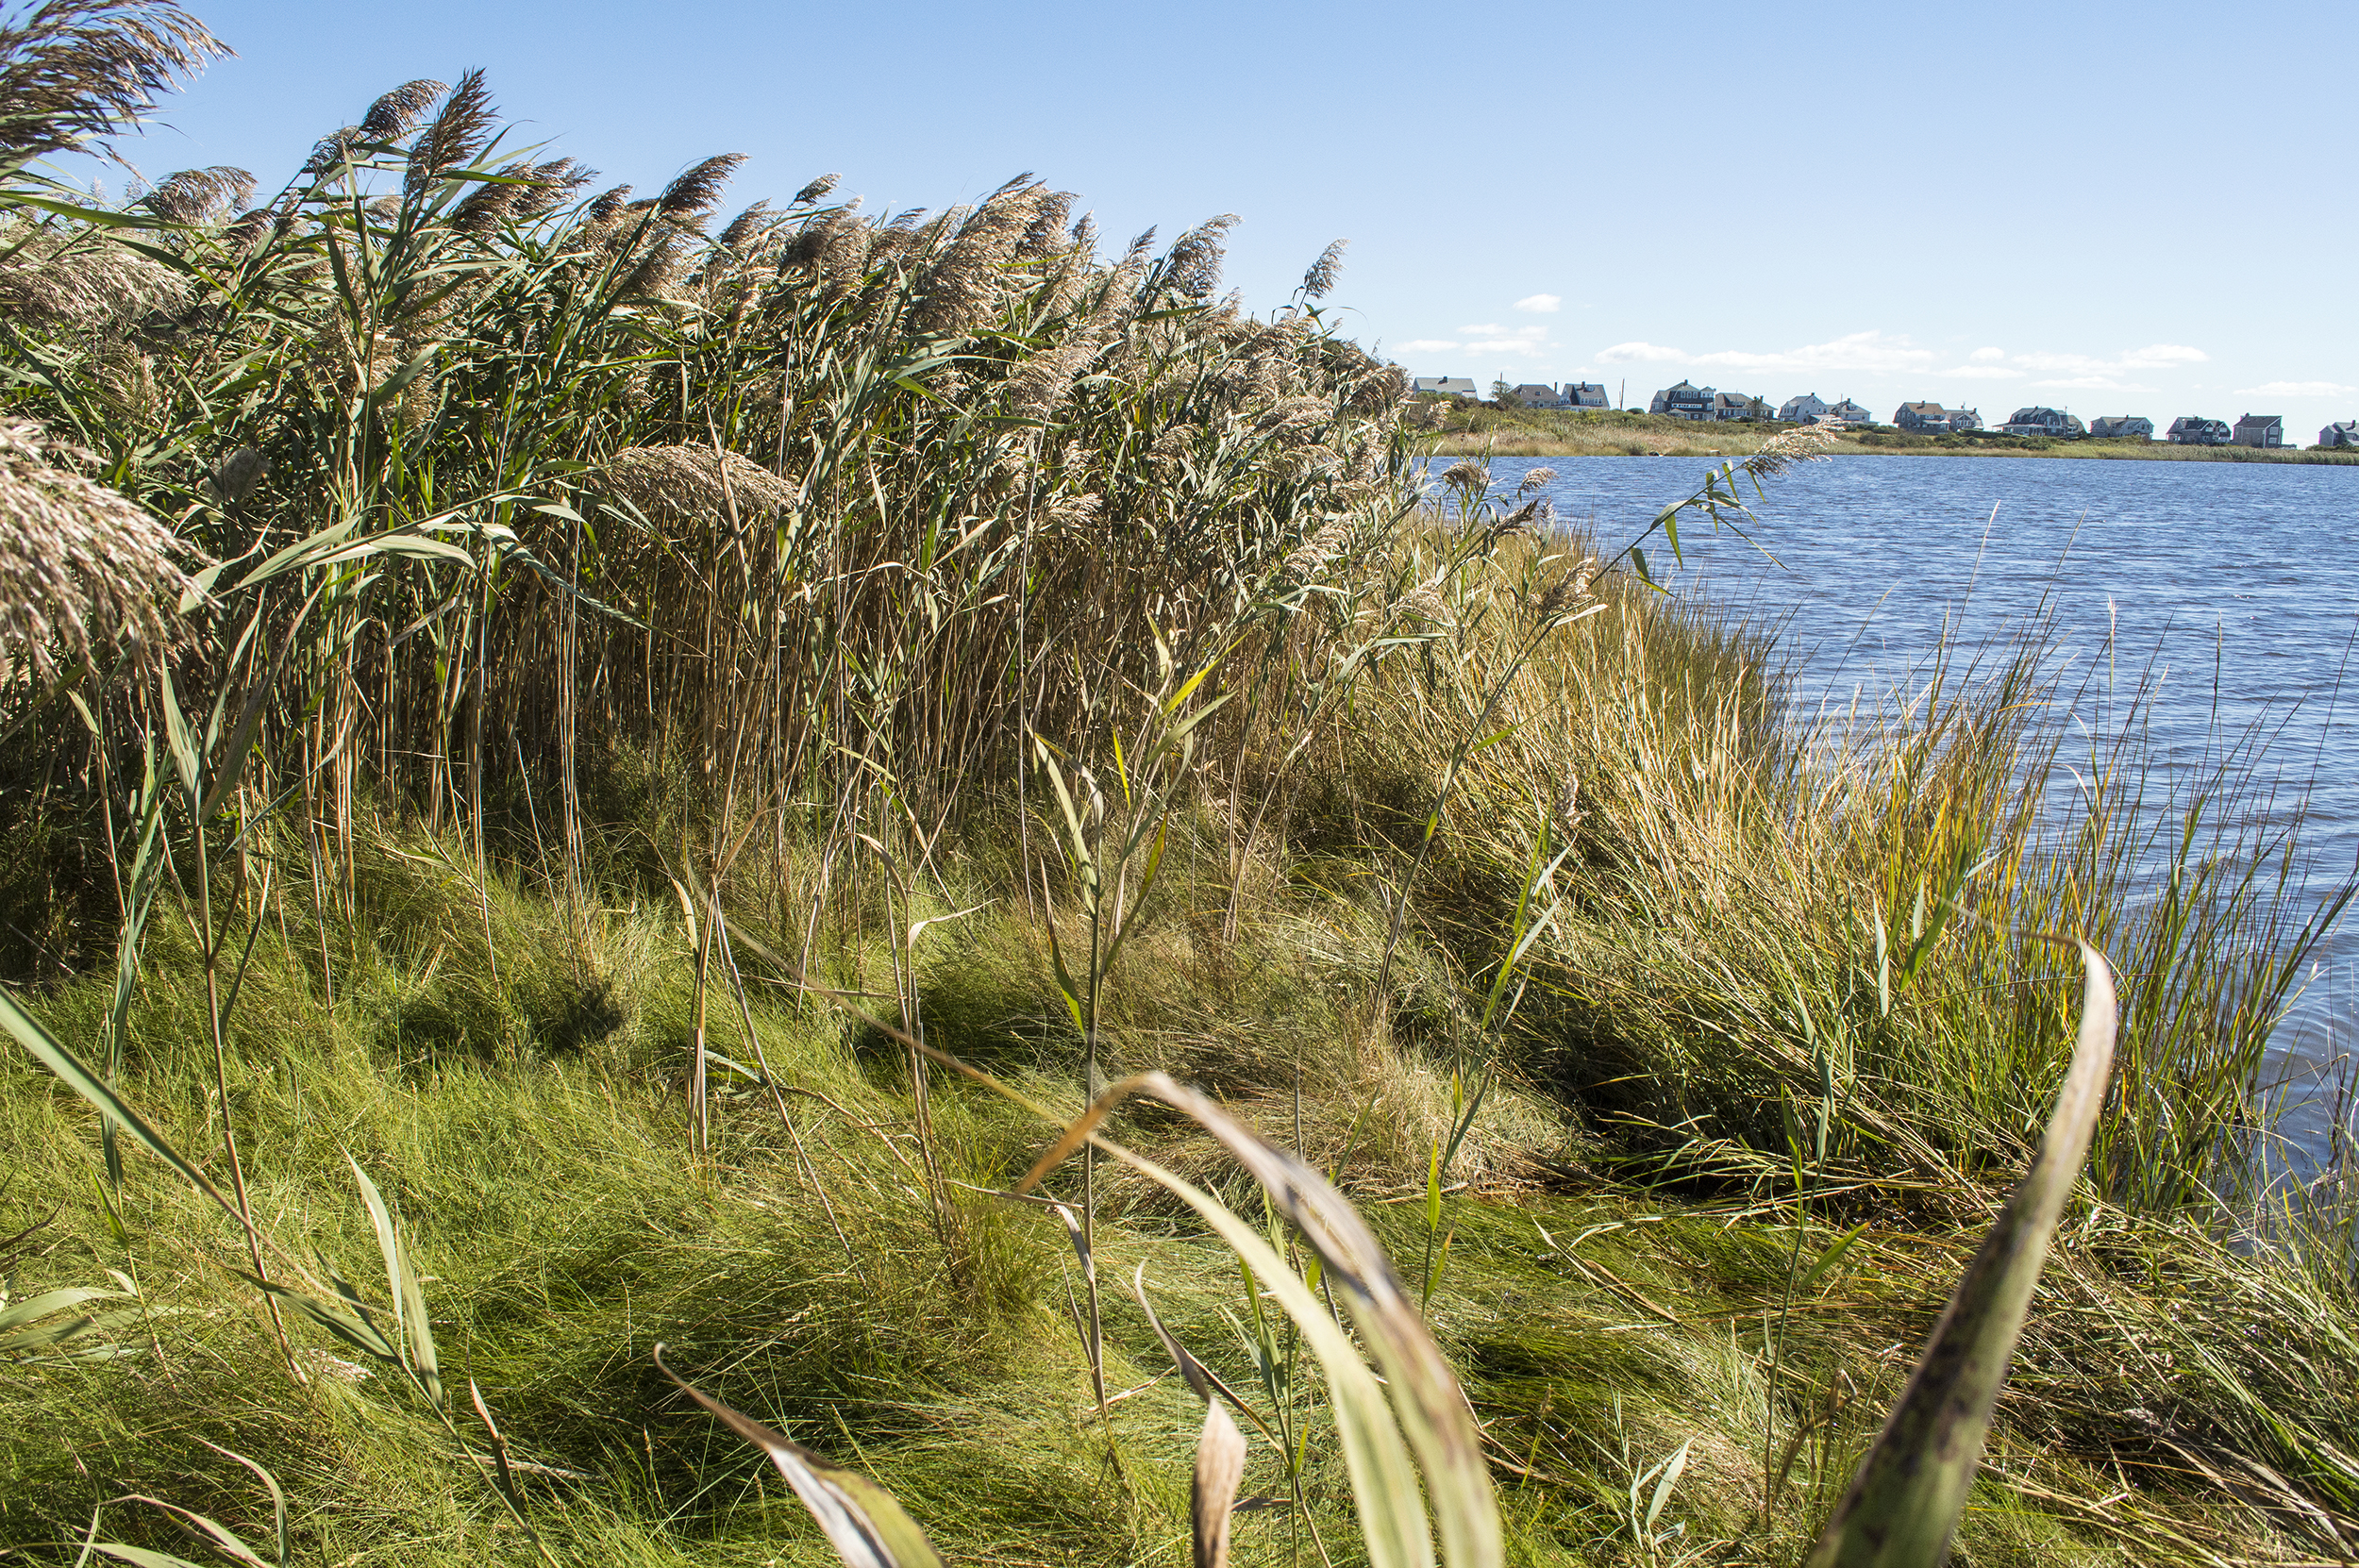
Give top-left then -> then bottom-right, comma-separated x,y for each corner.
1507,383 -> 1568,409
1649,381 -> 1715,420
2233,413 -> 2284,449
2089,415 -> 2154,440
1712,391 -> 1769,421
2000,407 -> 2085,438
1779,392 -> 1832,424
1895,402 -> 1978,433
2321,420 -> 2359,448
1409,376 -> 1481,400
1565,382 -> 1611,409
1825,399 -> 1873,427
2167,416 -> 2232,445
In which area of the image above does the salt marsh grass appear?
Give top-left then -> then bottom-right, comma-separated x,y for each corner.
1,7 -> 2355,1565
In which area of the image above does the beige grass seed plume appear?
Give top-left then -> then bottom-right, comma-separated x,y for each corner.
598,444 -> 795,527
0,417 -> 200,680
1742,417 -> 1842,480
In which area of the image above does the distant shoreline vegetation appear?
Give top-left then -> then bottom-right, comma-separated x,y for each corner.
1411,400 -> 2359,464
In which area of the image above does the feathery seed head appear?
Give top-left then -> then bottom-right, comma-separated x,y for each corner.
715,200 -> 772,250
0,416 -> 202,680
583,184 -> 632,224
141,163 -> 250,224
1517,465 -> 1556,494
1741,417 -> 1841,481
1299,238 -> 1347,300
402,69 -> 496,201
598,445 -> 795,526
357,78 -> 444,142
789,172 -> 840,207
0,225 -> 185,325
1439,458 -> 1489,494
1158,214 -> 1238,300
0,0 -> 225,164
656,153 -> 743,227
206,445 -> 266,508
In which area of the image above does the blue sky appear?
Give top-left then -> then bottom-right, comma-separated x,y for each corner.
97,0 -> 2359,438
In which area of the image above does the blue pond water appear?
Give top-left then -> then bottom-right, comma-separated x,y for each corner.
1459,454 -> 2359,1168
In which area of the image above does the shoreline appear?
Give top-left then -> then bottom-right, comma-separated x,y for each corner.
1420,434 -> 2359,464
1408,404 -> 2359,464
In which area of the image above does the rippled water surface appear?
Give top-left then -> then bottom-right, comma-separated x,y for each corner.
1471,455 -> 2359,1163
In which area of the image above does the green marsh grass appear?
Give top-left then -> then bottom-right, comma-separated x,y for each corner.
1,9 -> 2357,1565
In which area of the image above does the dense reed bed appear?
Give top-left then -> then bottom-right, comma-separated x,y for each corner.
3,7 -> 2357,1566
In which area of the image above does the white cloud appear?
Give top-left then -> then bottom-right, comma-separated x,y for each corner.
1597,331 -> 1934,375
1514,293 -> 1562,313
1596,341 -> 1685,363
1968,346 -> 2006,362
2030,375 -> 2145,392
1936,364 -> 2027,380
2234,380 -> 2356,398
1399,339 -> 1460,354
1464,342 -> 1546,359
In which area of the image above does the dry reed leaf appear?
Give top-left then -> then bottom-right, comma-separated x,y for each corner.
1193,1400 -> 1247,1568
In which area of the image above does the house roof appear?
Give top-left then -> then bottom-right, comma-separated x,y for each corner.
1900,402 -> 1945,415
2235,413 -> 2284,427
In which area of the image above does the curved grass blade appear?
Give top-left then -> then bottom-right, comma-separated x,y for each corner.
0,991 -> 239,1220
1023,1069 -> 1502,1568
346,1154 -> 443,1407
654,1344 -> 944,1568
1804,938 -> 2117,1568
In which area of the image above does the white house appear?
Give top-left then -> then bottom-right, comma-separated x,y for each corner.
1409,376 -> 1481,400
1779,392 -> 1832,424
1825,399 -> 1874,426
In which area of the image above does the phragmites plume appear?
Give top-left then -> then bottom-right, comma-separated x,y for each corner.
403,69 -> 496,201
0,417 -> 201,680
1156,213 -> 1238,300
598,444 -> 795,527
790,172 -> 840,208
1438,458 -> 1489,494
206,444 -> 266,508
1347,362 -> 1407,416
714,201 -> 771,250
912,175 -> 1042,336
1278,511 -> 1354,584
1517,465 -> 1556,494
140,162 -> 250,224
1488,495 -> 1548,538
1741,417 -> 1842,481
656,153 -> 743,228
452,156 -> 593,234
0,225 -> 185,325
1298,238 -> 1347,300
0,0 -> 224,164
582,184 -> 632,224
358,77 -> 443,142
